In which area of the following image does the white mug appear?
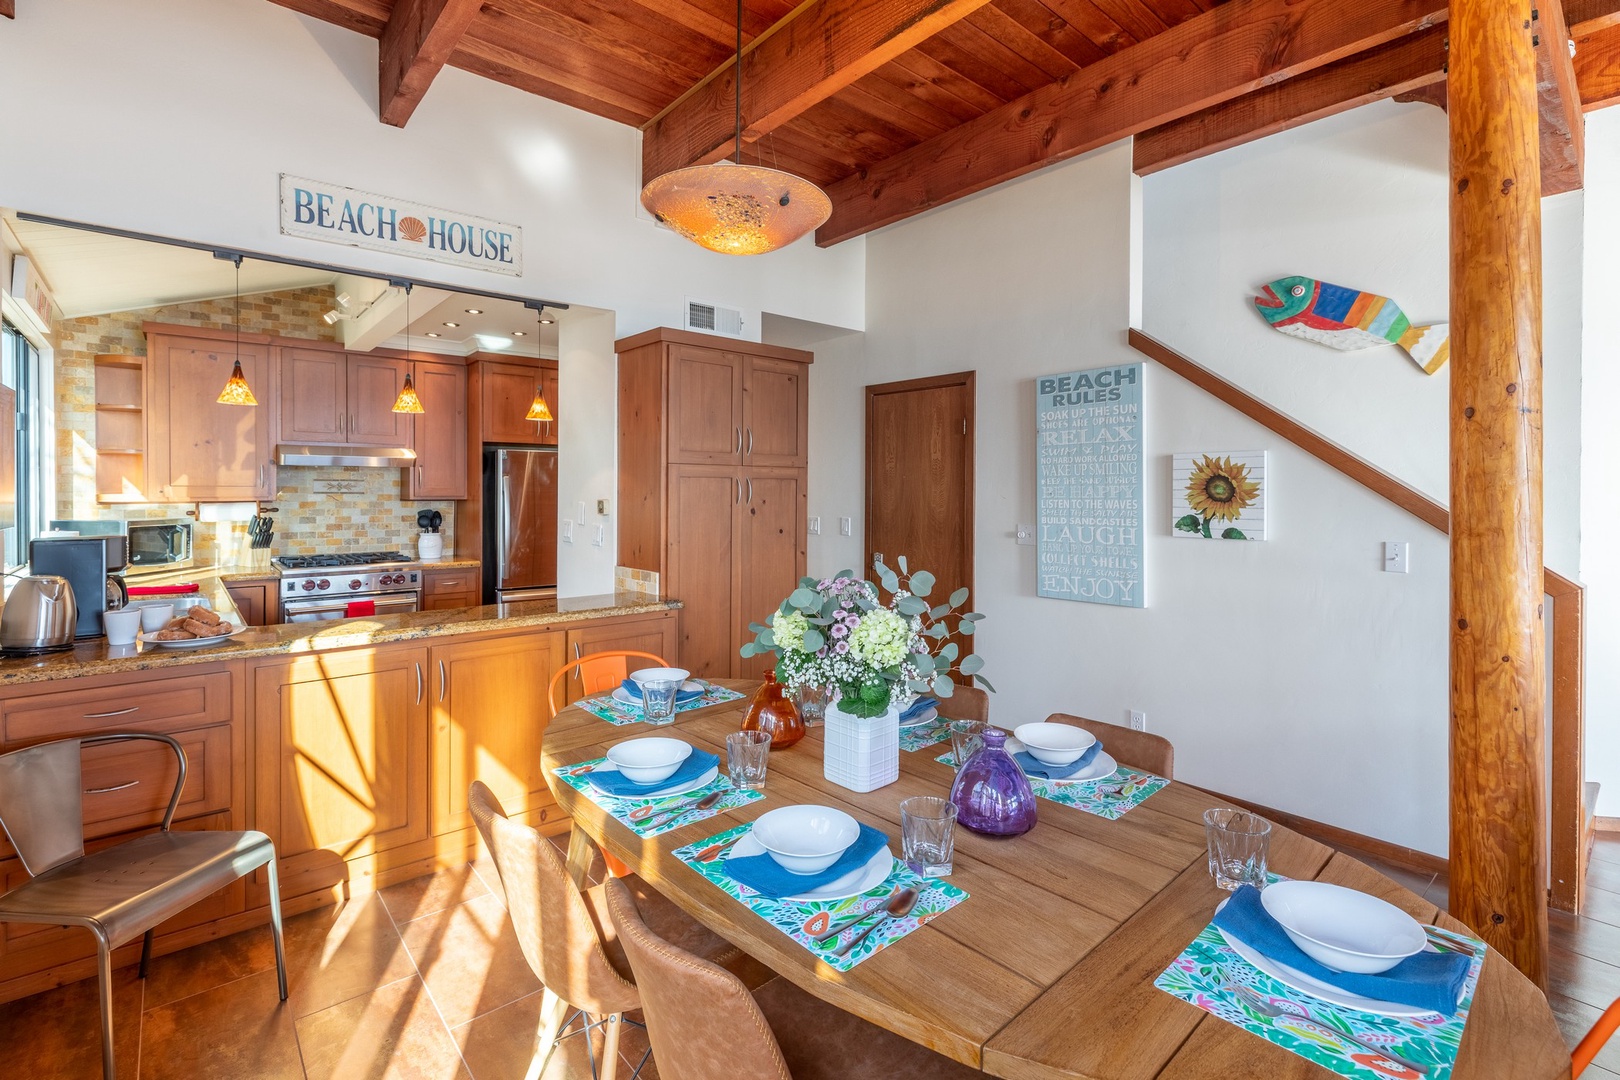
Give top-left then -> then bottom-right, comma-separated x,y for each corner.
103,608 -> 143,647
418,532 -> 444,560
139,603 -> 174,633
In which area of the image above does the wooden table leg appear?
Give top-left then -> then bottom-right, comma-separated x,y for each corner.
564,824 -> 599,888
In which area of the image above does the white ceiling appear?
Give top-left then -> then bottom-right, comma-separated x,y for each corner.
390,292 -> 560,358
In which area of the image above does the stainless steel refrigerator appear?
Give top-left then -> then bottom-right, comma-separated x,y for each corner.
481,446 -> 558,604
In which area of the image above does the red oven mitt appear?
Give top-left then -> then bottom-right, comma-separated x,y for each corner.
344,600 -> 376,617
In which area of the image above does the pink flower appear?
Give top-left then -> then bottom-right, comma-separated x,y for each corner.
834,640 -> 850,654
830,622 -> 849,638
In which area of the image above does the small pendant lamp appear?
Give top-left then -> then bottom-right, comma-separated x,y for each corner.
524,303 -> 553,422
391,283 -> 425,414
639,0 -> 830,255
216,255 -> 258,406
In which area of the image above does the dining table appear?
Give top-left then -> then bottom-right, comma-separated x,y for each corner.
540,681 -> 1572,1079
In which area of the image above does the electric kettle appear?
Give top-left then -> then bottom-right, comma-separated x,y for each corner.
1,575 -> 78,655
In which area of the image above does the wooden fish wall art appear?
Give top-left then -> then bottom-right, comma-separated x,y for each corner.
1253,275 -> 1450,374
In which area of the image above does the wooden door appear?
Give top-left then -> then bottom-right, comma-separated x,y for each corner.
430,631 -> 564,834
406,362 -> 468,499
481,360 -> 548,446
667,345 -> 743,464
560,611 -> 680,705
865,372 -> 975,607
743,356 -> 808,468
347,354 -> 413,445
225,581 -> 271,626
252,647 -> 430,895
666,465 -> 741,679
278,347 -> 344,444
146,334 -> 274,501
738,469 -> 806,677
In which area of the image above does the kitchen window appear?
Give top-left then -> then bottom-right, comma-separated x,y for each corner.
1,322 -> 41,570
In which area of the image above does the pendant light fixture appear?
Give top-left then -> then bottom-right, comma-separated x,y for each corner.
524,302 -> 553,423
639,0 -> 831,255
216,254 -> 258,406
391,283 -> 425,414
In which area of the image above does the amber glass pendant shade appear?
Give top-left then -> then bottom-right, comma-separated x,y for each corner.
641,162 -> 832,256
216,360 -> 258,406
524,388 -> 553,422
741,669 -> 805,749
392,372 -> 424,414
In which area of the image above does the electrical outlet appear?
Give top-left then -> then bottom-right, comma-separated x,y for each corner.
839,517 -> 852,537
597,499 -> 611,516
1128,709 -> 1147,732
807,516 -> 821,536
1383,541 -> 1410,574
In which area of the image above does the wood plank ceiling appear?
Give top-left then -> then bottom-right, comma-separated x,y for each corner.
272,0 -> 1620,245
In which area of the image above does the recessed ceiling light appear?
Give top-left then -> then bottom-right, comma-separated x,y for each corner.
443,321 -> 459,328
512,330 -> 527,337
464,307 -> 482,314
425,332 -> 441,338
540,317 -> 555,325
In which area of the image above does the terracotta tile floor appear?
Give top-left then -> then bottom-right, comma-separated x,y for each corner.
4,832 -> 1618,1079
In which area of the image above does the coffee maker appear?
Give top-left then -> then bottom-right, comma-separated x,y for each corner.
29,536 -> 128,638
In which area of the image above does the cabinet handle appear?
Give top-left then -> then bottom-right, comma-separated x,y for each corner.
746,477 -> 753,504
438,659 -> 447,703
734,427 -> 741,455
572,641 -> 582,681
83,706 -> 139,719
415,661 -> 423,704
84,779 -> 139,795
746,428 -> 753,455
734,478 -> 741,505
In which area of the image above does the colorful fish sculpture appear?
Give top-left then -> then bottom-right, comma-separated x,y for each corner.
1253,275 -> 1450,375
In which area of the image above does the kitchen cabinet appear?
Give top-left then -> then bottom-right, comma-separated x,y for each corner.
225,578 -> 277,626
665,346 -> 807,468
405,361 -> 468,499
251,647 -> 431,899
472,356 -> 558,446
429,631 -> 564,835
559,609 -> 679,706
421,564 -> 479,610
277,346 -> 411,447
144,324 -> 276,501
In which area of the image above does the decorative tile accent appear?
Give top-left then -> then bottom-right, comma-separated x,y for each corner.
614,566 -> 659,598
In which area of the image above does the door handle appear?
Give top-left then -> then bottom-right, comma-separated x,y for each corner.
734,427 -> 741,455
415,661 -> 423,704
83,706 -> 139,719
735,478 -> 741,504
84,779 -> 140,795
438,659 -> 447,703
746,477 -> 753,504
258,463 -> 265,487
746,428 -> 753,455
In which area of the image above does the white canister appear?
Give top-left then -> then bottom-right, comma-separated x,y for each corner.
418,532 -> 445,560
823,701 -> 901,793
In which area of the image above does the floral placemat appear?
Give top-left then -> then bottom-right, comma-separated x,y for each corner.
933,750 -> 1167,819
552,759 -> 763,837
1155,919 -> 1485,1080
575,683 -> 746,726
898,715 -> 954,751
672,823 -> 969,972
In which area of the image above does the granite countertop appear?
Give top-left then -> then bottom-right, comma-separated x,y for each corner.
0,591 -> 678,686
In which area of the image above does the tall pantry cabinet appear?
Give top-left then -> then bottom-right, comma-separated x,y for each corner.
616,328 -> 810,680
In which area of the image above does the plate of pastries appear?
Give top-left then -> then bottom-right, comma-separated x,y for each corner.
140,606 -> 246,649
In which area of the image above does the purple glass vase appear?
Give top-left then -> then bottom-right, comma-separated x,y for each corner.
949,728 -> 1037,836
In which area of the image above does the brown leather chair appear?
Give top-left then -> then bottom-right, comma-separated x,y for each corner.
468,781 -> 765,1080
603,876 -> 982,1080
928,683 -> 990,722
1044,712 -> 1174,778
0,732 -> 287,1080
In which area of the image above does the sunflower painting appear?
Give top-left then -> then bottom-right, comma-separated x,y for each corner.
1173,452 -> 1266,540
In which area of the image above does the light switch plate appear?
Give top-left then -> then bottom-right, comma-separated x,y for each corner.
1015,523 -> 1036,546
1383,541 -> 1410,573
562,520 -> 574,544
839,517 -> 852,537
807,516 -> 821,535
577,502 -> 588,525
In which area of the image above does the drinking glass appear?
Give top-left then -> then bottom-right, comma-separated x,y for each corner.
901,796 -> 956,877
638,677 -> 683,726
792,682 -> 832,725
948,720 -> 988,770
725,730 -> 771,790
1204,808 -> 1271,891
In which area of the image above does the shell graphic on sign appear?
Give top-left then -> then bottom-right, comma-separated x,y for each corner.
1173,452 -> 1267,540
398,216 -> 427,243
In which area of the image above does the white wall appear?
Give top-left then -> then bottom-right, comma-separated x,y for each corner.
556,307 -> 619,595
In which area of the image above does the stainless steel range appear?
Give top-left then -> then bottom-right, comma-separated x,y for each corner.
273,551 -> 421,622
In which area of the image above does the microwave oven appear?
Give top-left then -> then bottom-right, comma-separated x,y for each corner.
125,518 -> 194,574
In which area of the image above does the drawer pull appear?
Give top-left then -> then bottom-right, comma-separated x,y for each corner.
84,779 -> 140,795
83,706 -> 140,719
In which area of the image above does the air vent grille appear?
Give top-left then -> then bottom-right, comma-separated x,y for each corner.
685,299 -> 744,337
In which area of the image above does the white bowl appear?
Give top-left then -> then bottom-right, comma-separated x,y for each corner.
604,737 -> 693,786
1013,723 -> 1096,766
1261,880 -> 1427,974
629,666 -> 691,687
751,805 -> 861,875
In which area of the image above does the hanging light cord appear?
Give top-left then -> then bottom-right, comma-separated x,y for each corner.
234,256 -> 241,364
734,0 -> 742,165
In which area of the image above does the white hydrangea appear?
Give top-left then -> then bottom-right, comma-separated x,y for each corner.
771,609 -> 809,652
848,608 -> 909,669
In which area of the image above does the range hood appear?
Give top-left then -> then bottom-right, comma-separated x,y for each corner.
276,445 -> 418,468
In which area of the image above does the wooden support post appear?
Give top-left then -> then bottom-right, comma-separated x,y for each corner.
1448,0 -> 1549,987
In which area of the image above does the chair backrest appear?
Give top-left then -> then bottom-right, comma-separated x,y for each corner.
1045,713 -> 1174,779
467,781 -> 638,1015
930,684 -> 990,723
0,738 -> 88,876
603,877 -> 793,1080
546,649 -> 672,718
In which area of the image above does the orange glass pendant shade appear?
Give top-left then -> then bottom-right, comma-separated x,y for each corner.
392,372 -> 424,414
524,389 -> 553,422
216,360 -> 258,406
741,669 -> 806,749
641,162 -> 832,256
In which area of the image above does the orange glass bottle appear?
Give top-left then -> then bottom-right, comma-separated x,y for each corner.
741,669 -> 806,749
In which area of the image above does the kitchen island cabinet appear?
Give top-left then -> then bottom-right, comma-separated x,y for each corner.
420,563 -> 479,609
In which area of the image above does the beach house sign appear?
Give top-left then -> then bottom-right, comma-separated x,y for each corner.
279,175 -> 522,276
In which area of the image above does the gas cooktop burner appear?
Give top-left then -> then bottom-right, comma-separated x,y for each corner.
274,551 -> 413,570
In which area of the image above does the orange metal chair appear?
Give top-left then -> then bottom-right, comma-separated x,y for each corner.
546,649 -> 672,719
1573,998 -> 1620,1076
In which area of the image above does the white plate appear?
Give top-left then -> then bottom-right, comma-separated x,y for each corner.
725,831 -> 895,903
899,706 -> 939,728
611,681 -> 705,706
139,623 -> 247,650
1005,736 -> 1118,784
1216,926 -> 1441,1018
590,763 -> 719,801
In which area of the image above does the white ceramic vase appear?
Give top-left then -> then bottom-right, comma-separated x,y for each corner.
823,700 -> 900,792
418,532 -> 444,560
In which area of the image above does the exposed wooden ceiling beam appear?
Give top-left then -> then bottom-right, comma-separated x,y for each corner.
1133,26 -> 1448,176
1535,0 -> 1584,195
817,0 -> 1448,245
268,0 -> 387,37
1575,19 -> 1620,110
378,0 -> 485,128
642,0 -> 996,183
0,2 -> 15,20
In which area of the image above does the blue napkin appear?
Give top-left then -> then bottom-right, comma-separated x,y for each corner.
898,698 -> 935,724
724,823 -> 890,899
588,747 -> 719,798
1212,884 -> 1470,1015
1014,739 -> 1103,779
621,678 -> 703,704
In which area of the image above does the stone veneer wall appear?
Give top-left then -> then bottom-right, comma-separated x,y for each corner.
53,287 -> 457,564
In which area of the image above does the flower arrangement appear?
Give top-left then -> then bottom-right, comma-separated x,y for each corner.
741,557 -> 990,718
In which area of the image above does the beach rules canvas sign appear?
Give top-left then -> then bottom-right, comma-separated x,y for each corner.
1036,363 -> 1145,607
